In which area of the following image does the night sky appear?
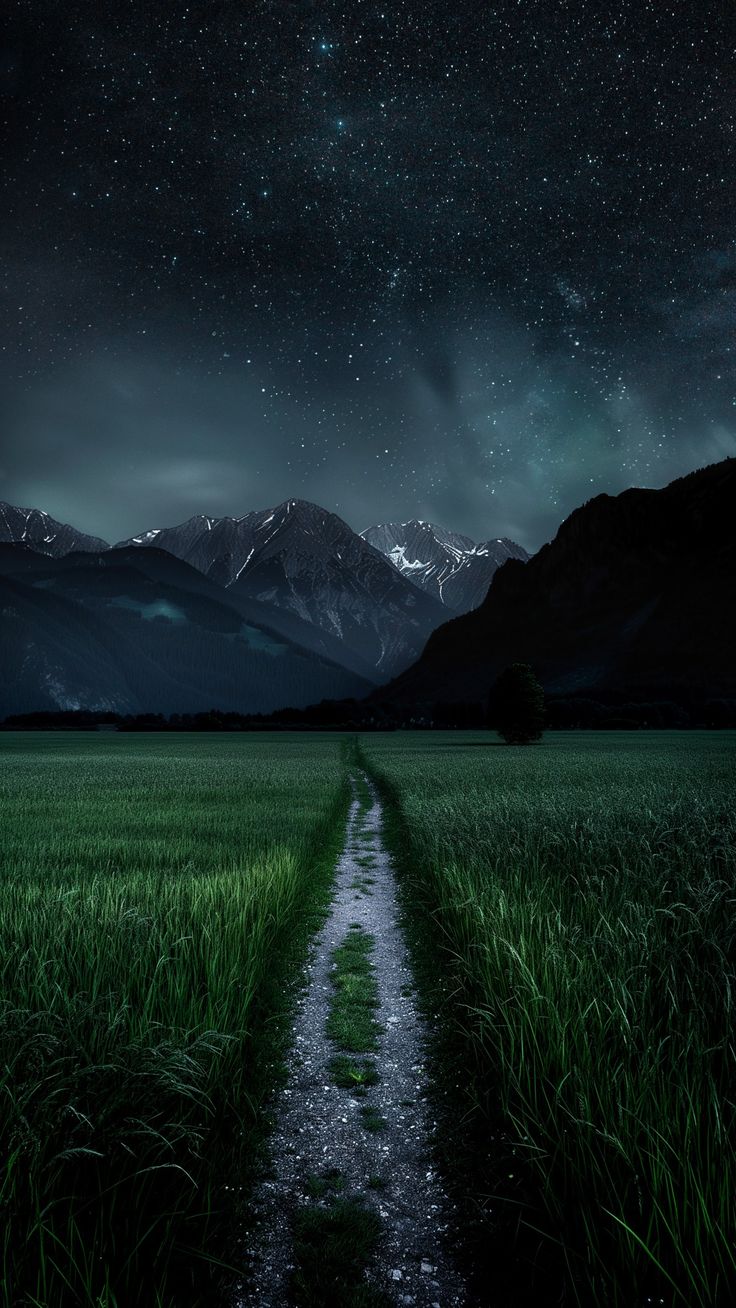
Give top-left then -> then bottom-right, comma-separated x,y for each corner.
1,0 -> 734,550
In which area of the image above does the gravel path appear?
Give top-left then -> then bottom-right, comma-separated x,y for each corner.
234,773 -> 467,1307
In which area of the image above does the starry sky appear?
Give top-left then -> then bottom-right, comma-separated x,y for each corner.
1,0 -> 734,550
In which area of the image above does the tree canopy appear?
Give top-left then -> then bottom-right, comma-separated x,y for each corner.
489,663 -> 545,744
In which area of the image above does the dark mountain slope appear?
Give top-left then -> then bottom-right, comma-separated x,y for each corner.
0,545 -> 371,717
4,543 -> 378,682
0,570 -> 140,716
117,500 -> 447,676
377,460 -> 736,709
125,545 -> 380,682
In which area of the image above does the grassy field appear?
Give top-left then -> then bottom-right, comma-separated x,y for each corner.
0,732 -> 349,1307
361,731 -> 736,1307
2,729 -> 734,1306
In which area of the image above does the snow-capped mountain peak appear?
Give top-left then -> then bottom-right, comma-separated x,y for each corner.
0,502 -> 109,557
361,519 -> 529,612
2,495 -> 528,678
114,499 -> 447,675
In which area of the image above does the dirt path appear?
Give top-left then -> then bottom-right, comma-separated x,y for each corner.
235,773 -> 466,1307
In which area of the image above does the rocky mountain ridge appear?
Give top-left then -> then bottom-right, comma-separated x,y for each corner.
376,459 -> 736,709
115,499 -> 449,676
0,498 -> 523,679
361,518 -> 529,611
0,502 -> 109,556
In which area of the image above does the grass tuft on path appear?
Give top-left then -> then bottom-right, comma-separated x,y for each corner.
329,1056 -> 380,1092
359,1105 -> 387,1133
292,1197 -> 389,1308
326,926 -> 381,1053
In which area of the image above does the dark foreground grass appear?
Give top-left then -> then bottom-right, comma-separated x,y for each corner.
361,730 -> 736,1307
0,732 -> 349,1308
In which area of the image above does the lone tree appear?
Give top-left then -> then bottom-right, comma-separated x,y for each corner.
489,663 -> 545,744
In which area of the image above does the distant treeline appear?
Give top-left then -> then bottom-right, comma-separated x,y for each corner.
3,693 -> 736,731
0,703 -> 388,732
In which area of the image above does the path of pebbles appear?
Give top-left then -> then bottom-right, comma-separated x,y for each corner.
234,774 -> 467,1307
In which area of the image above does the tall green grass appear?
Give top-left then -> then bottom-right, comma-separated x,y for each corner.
361,731 -> 736,1306
0,732 -> 348,1307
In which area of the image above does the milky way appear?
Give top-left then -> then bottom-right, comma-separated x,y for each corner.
1,0 -> 734,548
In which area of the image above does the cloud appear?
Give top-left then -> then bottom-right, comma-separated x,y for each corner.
0,303 -> 731,552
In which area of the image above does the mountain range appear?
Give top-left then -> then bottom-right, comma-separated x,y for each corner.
114,500 -> 449,678
0,497 -> 524,717
377,459 -> 736,711
361,520 -> 528,612
2,460 -> 732,723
